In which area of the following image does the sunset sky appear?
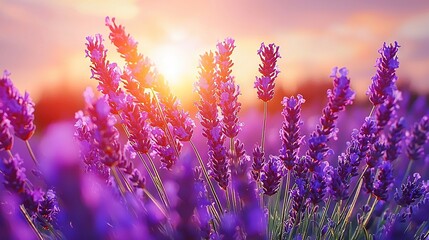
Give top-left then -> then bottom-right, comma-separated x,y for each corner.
1,0 -> 429,105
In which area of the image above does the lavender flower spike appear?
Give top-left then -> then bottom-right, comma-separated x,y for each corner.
395,173 -> 425,207
279,94 -> 305,171
406,115 -> 429,161
0,111 -> 13,151
368,42 -> 400,106
373,161 -> 394,201
254,43 -> 281,102
260,155 -> 284,196
0,71 -> 36,140
216,38 -> 242,138
251,145 -> 265,181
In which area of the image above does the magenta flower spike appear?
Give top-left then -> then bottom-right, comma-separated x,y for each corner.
0,111 -> 13,151
0,71 -> 36,141
368,42 -> 400,106
254,43 -> 281,102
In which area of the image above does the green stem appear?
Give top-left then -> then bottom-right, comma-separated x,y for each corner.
190,141 -> 223,214
261,101 -> 268,152
150,89 -> 180,159
401,160 -> 413,185
279,171 -> 291,239
25,140 -> 39,166
20,205 -> 44,240
145,153 -> 170,209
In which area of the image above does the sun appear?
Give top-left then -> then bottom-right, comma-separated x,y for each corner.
152,45 -> 187,87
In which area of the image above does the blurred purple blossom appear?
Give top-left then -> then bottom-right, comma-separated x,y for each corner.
406,115 -> 429,161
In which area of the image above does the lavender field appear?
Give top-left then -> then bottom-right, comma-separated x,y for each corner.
1,10 -> 429,240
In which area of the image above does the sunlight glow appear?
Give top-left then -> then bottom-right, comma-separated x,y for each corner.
152,45 -> 187,87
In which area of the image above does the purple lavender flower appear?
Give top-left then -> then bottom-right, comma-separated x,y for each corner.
251,145 -> 265,181
375,91 -> 401,132
196,52 -> 229,189
207,125 -> 229,190
385,118 -> 405,162
151,126 -> 182,169
216,38 -> 242,139
395,173 -> 425,207
373,161 -> 394,201
87,95 -> 122,167
0,71 -> 36,141
1,154 -> 44,219
363,168 -> 376,194
366,141 -> 386,168
308,162 -> 331,204
120,100 -> 152,154
306,67 -> 354,170
105,17 -> 155,89
260,155 -> 284,196
85,34 -> 126,113
219,79 -> 241,138
406,115 -> 429,161
279,95 -> 305,171
39,189 -> 59,225
74,109 -> 109,180
1,153 -> 27,194
319,67 -> 355,138
368,42 -> 400,106
0,111 -> 13,151
254,43 -> 281,102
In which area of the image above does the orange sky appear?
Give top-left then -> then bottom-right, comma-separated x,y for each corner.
1,0 -> 429,106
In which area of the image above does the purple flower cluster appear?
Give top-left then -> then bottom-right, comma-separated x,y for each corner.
279,95 -> 305,171
216,38 -> 242,139
260,155 -> 284,196
368,42 -> 400,106
196,52 -> 229,189
254,43 -> 281,102
3,17 -> 429,240
406,115 -> 429,161
0,70 -> 36,141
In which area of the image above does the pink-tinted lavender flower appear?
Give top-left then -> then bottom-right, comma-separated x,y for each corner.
260,155 -> 284,196
120,100 -> 152,154
85,34 -> 126,113
406,115 -> 429,161
395,173 -> 425,207
87,95 -> 122,167
373,161 -> 394,201
215,38 -> 235,88
251,145 -> 265,181
279,95 -> 305,171
368,42 -> 400,106
105,17 -> 155,88
196,52 -> 229,189
74,109 -> 109,180
216,38 -> 242,139
151,126 -> 182,169
207,126 -> 229,190
254,43 -> 281,102
385,118 -> 405,162
0,111 -> 13,151
0,71 -> 36,140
